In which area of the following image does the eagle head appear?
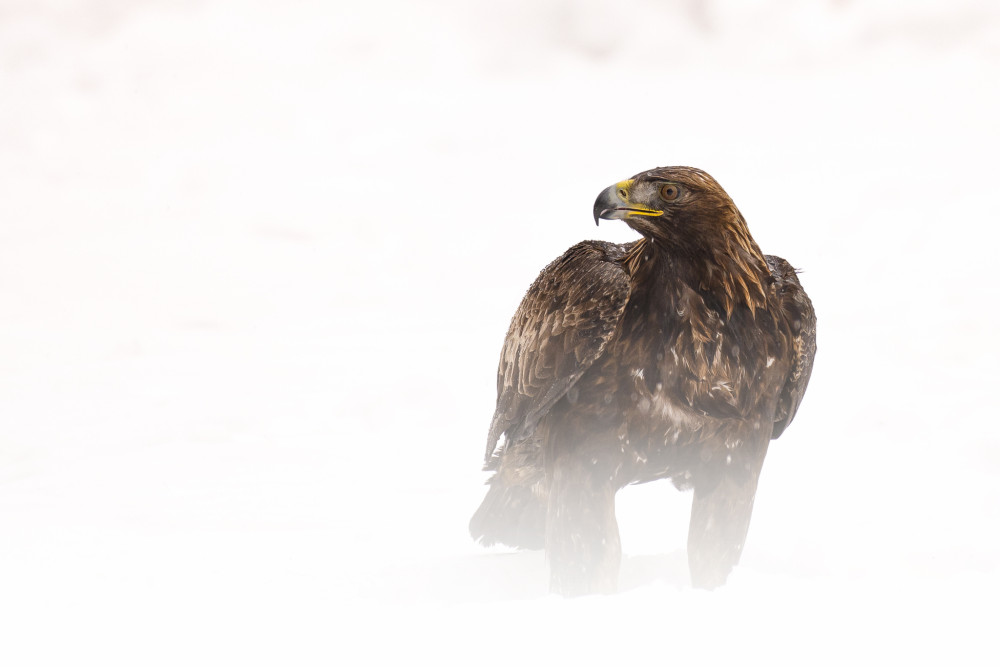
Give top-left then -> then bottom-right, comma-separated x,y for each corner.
594,166 -> 769,314
593,166 -> 741,244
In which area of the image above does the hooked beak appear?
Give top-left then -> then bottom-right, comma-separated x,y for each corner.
592,179 -> 663,226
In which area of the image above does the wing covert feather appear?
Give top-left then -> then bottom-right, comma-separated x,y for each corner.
766,255 -> 817,438
486,241 -> 631,462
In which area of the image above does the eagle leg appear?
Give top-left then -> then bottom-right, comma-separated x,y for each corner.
545,454 -> 621,596
686,445 -> 768,589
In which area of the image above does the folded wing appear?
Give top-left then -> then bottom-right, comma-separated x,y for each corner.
486,241 -> 632,463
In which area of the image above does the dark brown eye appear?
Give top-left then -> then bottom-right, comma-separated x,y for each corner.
660,184 -> 680,201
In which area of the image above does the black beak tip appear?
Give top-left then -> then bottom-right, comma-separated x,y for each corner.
593,207 -> 615,226
593,207 -> 608,226
593,184 -> 618,227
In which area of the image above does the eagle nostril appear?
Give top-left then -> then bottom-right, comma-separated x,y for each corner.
617,188 -> 627,200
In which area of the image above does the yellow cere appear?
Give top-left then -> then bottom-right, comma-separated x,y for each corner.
614,178 -> 662,216
614,179 -> 634,200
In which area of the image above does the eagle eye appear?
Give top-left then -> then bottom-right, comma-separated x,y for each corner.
660,184 -> 681,201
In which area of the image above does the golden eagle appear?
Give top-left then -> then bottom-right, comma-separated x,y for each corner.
470,166 -> 816,595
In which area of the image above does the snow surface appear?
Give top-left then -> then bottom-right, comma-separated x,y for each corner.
1,0 -> 998,664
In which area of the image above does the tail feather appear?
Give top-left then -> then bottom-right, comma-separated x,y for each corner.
469,479 -> 545,550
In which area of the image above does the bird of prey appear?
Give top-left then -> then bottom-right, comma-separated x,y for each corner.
470,166 -> 816,595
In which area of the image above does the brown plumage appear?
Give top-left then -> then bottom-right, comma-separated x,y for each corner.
470,166 -> 816,595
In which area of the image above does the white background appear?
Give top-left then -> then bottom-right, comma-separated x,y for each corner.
1,1 -> 998,664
